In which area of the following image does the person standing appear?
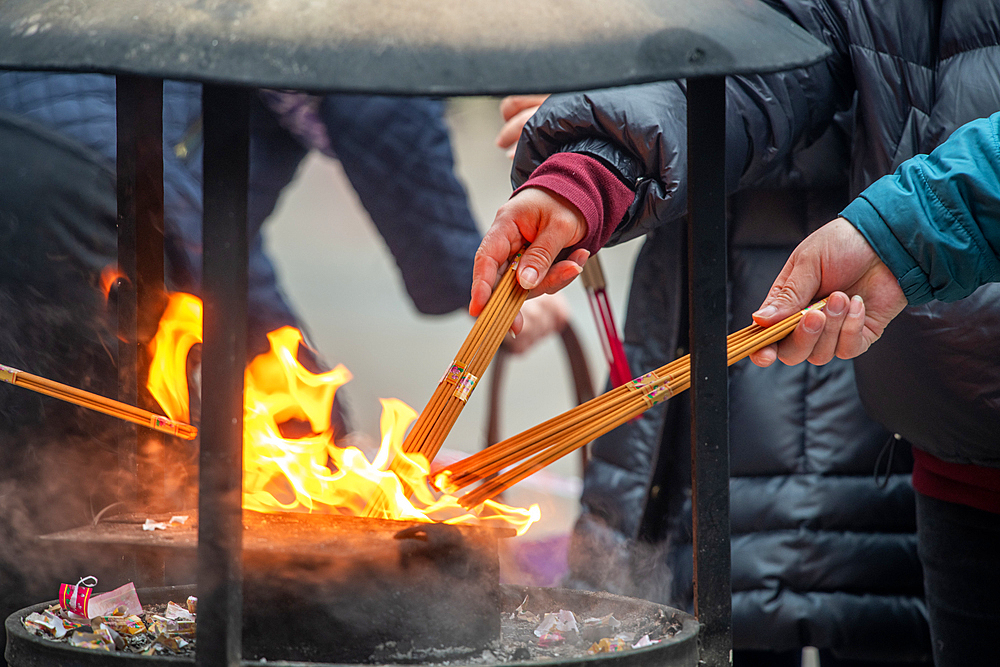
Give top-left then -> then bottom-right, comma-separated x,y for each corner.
494,93 -> 928,665
472,2 -> 1000,664
752,112 -> 1000,667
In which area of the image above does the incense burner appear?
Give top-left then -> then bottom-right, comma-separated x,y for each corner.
6,584 -> 700,666
8,512 -> 699,666
31,512 -> 508,663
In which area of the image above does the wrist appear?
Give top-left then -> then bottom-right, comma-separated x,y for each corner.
514,153 -> 632,255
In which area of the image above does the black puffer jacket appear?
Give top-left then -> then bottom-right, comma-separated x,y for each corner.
512,0 -> 1000,660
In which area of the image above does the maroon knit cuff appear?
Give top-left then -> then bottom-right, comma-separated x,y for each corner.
912,447 -> 1000,514
512,152 -> 634,256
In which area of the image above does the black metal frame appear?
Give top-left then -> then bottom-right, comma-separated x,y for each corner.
114,79 -> 733,667
686,77 -> 732,664
116,76 -> 167,585
195,85 -> 252,667
114,80 -> 253,666
0,0 -> 831,662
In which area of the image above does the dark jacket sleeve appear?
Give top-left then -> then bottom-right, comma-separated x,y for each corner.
510,0 -> 854,246
319,95 -> 481,315
841,112 -> 1000,305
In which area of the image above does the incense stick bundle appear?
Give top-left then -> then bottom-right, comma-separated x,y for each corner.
440,300 -> 827,508
400,252 -> 529,462
0,363 -> 198,440
363,252 -> 529,518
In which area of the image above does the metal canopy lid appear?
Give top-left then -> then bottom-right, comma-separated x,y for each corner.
0,0 -> 828,94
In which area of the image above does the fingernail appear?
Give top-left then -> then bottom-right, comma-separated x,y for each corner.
753,305 -> 776,319
850,295 -> 864,314
520,267 -> 538,288
826,299 -> 846,316
803,312 -> 823,333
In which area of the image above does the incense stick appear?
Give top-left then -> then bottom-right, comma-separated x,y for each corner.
407,253 -> 528,459
364,252 -> 530,517
0,363 -> 198,440
442,300 -> 827,507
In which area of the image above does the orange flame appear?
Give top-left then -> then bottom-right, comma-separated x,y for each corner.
147,293 -> 203,424
147,292 -> 539,535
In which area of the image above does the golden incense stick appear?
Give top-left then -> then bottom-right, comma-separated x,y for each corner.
406,254 -> 528,462
364,252 -> 529,518
0,363 -> 198,440
442,300 -> 827,507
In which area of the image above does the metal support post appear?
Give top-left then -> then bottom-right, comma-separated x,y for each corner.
197,84 -> 250,667
687,75 -> 732,666
117,75 -> 169,588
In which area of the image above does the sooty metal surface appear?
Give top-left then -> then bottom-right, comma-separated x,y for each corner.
39,513 -> 509,662
241,519 -> 504,662
0,0 -> 828,95
37,512 -> 512,553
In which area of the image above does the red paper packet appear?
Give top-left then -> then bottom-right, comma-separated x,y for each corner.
58,578 -> 96,616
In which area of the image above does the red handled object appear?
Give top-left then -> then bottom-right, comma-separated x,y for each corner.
580,255 -> 632,388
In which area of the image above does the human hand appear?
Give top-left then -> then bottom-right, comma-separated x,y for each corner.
470,187 -> 590,331
749,217 -> 907,366
496,95 -> 550,159
503,292 -> 570,354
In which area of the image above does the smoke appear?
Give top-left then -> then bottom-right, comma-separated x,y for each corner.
0,282 -> 195,657
563,512 -> 674,606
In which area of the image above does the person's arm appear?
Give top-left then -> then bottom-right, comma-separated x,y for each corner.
843,113 -> 1000,305
472,1 -> 853,313
751,112 -> 1000,367
320,94 -> 572,348
320,94 -> 482,316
